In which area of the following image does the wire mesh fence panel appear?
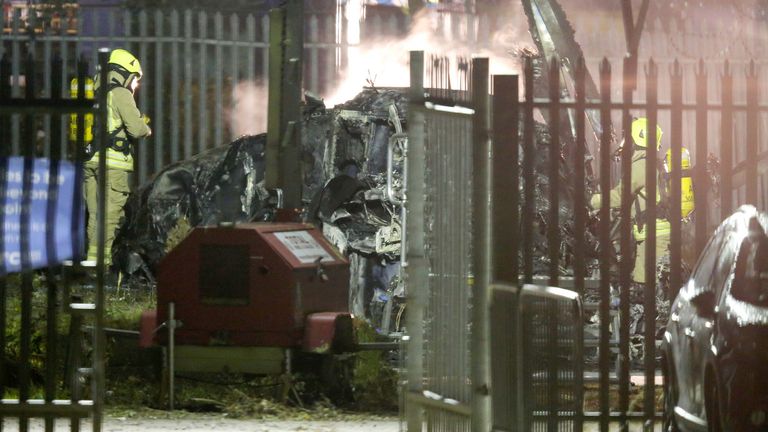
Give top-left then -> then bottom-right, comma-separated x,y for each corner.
520,285 -> 583,432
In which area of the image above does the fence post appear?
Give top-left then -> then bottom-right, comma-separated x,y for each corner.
694,60 -> 709,258
721,61 -> 733,218
404,50 -> 426,432
470,57 -> 491,432
746,60 -> 759,206
491,75 -> 519,285
618,56 -> 634,431
643,58 -> 659,430
522,57 -> 535,284
547,57 -> 560,287
0,53 -> 8,413
92,48 -> 111,432
670,60 -> 683,301
598,57 -> 612,432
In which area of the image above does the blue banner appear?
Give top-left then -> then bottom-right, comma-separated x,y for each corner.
1,157 -> 84,275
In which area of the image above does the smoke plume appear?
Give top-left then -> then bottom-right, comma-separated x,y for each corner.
229,80 -> 268,137
324,6 -> 535,106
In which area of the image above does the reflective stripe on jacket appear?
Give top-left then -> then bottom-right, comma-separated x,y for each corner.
86,148 -> 133,171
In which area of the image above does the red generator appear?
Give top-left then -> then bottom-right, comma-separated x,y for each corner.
140,222 -> 353,378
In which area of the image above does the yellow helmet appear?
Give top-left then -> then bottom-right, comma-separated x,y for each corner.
109,49 -> 142,79
631,117 -> 663,149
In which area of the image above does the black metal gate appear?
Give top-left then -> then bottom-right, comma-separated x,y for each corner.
487,54 -> 768,430
0,50 -> 108,431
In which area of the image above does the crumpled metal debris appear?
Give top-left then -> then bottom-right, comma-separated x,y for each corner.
306,89 -> 407,332
112,134 -> 269,279
113,89 -> 407,333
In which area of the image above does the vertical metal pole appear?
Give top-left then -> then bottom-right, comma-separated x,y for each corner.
574,59 -> 588,432
522,57 -> 535,284
548,57 -> 560,287
721,62 -> 733,219
618,56 -> 634,432
168,302 -> 175,411
73,56 -> 88,266
265,8 -> 285,190
138,10 -> 149,184
598,58 -> 612,432
644,59 -> 658,430
574,58 -> 587,299
153,10 -> 165,173
280,0 -> 303,209
405,50 -> 426,432
694,61 -> 709,257
471,57 -> 491,432
198,11 -> 208,155
262,15 -> 270,84
491,75 -> 519,286
746,61 -> 759,206
309,15 -> 319,94
0,54 -> 9,430
214,12 -> 224,147
183,10 -> 193,159
44,57 -> 64,432
546,56 -> 561,432
246,14 -> 256,84
93,48 -> 110,432
170,10 -> 180,163
230,13 -> 240,141
670,61 -> 683,300
19,53 -> 36,432
11,9 -> 20,156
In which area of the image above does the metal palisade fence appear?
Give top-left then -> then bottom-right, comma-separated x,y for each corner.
404,51 -> 768,431
1,3 -> 340,185
490,55 -> 767,430
0,49 -> 110,431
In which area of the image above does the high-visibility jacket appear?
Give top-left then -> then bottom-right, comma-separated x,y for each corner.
89,70 -> 151,171
591,148 -> 670,240
663,148 -> 695,218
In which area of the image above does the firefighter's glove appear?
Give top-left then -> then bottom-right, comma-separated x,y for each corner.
590,193 -> 602,210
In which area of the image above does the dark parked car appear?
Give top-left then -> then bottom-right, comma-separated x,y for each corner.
662,205 -> 768,431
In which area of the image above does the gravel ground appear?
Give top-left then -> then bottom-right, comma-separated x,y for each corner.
2,417 -> 400,432
2,417 -> 665,431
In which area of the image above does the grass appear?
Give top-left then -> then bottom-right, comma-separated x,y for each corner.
0,273 -> 400,419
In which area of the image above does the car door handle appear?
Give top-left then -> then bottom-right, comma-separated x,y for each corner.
684,327 -> 695,338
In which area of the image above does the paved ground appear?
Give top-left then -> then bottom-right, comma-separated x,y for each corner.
3,418 -> 401,431
3,416 -> 665,431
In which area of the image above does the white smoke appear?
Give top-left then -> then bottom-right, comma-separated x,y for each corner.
324,6 -> 535,106
229,80 -> 268,137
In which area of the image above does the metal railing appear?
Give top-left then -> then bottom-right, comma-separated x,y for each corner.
0,3 -> 341,185
0,49 -> 109,432
494,55 -> 768,430
405,51 -> 768,431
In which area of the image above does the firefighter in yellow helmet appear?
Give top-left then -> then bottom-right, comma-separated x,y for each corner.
83,49 -> 151,267
663,147 -> 697,268
590,117 -> 671,284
